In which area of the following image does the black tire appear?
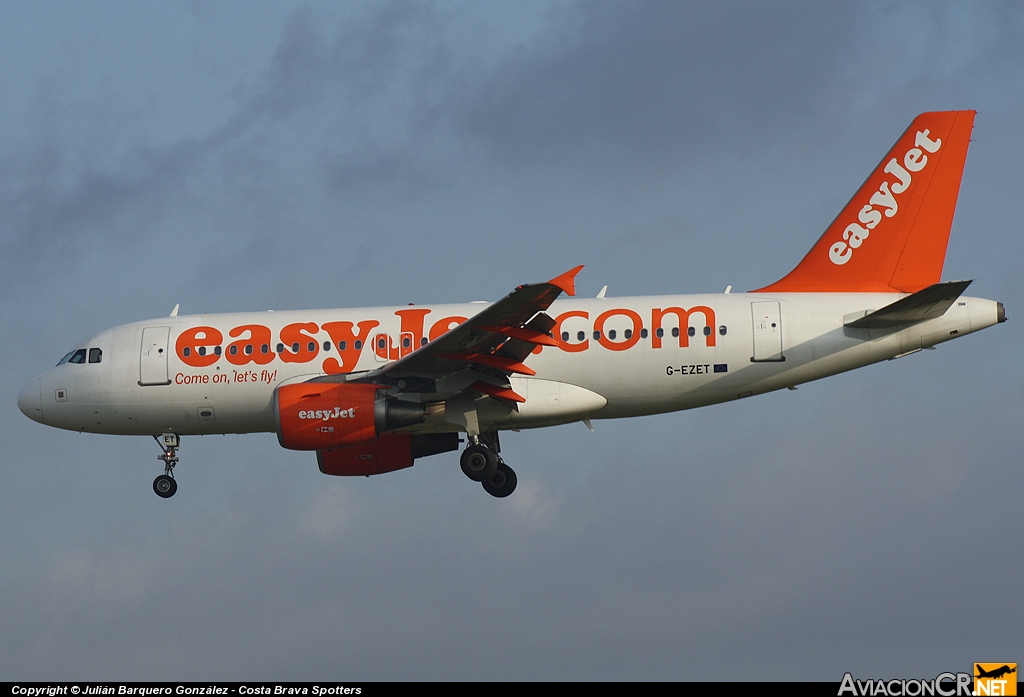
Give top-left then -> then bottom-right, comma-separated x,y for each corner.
153,474 -> 177,498
460,444 -> 497,482
482,463 -> 517,498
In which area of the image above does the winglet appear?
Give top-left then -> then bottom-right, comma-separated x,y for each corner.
548,265 -> 584,297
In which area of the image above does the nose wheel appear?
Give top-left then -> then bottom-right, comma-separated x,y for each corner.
153,474 -> 177,498
460,433 -> 517,498
152,433 -> 180,498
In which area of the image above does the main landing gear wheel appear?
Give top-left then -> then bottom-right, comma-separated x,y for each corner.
460,444 -> 497,482
482,462 -> 517,498
153,474 -> 177,498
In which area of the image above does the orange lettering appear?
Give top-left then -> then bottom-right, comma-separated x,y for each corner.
225,324 -> 276,365
651,306 -> 716,348
395,308 -> 431,348
176,326 -> 223,367
595,309 -> 642,351
428,316 -> 467,342
552,310 -> 589,353
321,320 -> 380,374
280,322 -> 320,364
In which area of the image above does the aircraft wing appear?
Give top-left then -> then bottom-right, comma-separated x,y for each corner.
344,266 -> 583,402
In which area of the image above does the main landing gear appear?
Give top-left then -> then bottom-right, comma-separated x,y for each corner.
152,433 -> 179,499
460,432 -> 517,498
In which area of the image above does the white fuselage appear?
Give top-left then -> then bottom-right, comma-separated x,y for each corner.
18,292 -> 1001,438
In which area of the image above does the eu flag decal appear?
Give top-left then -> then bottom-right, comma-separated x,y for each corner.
714,364 -> 728,373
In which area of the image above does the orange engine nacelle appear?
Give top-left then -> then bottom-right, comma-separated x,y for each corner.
317,434 -> 414,476
275,382 -> 385,450
318,432 -> 460,477
275,381 -> 455,475
275,382 -> 377,450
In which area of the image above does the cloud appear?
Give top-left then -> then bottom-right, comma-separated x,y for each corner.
458,2 -> 858,172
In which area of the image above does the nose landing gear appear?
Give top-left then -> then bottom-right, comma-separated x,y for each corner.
460,432 -> 517,498
152,433 -> 179,498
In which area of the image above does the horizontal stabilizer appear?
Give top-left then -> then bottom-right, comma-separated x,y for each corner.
844,280 -> 972,329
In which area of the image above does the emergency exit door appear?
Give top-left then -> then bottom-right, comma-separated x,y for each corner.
373,332 -> 416,362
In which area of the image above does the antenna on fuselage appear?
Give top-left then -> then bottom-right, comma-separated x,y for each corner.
596,286 -> 608,299
169,304 -> 179,317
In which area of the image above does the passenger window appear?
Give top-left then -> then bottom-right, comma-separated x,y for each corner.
291,342 -> 300,353
244,344 -> 253,355
214,346 -> 222,355
562,332 -> 569,341
640,328 -> 648,339
420,337 -> 428,346
688,327 -> 696,337
354,340 -> 362,350
671,327 -> 679,338
340,341 -> 348,351
624,329 -> 632,339
608,329 -> 617,340
401,337 -> 410,349
88,348 -> 102,364
593,331 -> 601,340
68,349 -> 87,364
655,328 -> 664,338
577,331 -> 585,341
703,326 -> 711,336
719,326 -> 727,336
261,344 -> 269,354
323,341 -> 331,351
277,343 -> 284,354
229,345 -> 238,355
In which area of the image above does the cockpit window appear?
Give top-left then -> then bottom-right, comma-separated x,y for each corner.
88,348 -> 102,364
67,349 -> 87,364
57,351 -> 75,366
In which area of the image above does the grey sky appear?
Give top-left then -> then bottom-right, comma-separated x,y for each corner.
1,0 -> 1021,680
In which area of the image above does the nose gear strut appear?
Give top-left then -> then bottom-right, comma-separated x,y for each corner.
152,433 -> 179,498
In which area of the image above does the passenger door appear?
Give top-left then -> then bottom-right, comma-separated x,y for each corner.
139,326 -> 171,385
750,302 -> 785,362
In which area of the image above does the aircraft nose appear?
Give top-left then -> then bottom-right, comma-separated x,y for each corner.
18,378 -> 43,424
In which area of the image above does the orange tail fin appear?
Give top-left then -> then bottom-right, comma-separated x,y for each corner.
753,111 -> 975,293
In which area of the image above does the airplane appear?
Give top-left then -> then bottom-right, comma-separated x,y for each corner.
17,110 -> 1005,499
975,665 -> 1016,680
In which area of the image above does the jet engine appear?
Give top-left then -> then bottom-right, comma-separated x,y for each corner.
317,432 -> 459,476
274,382 -> 425,450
